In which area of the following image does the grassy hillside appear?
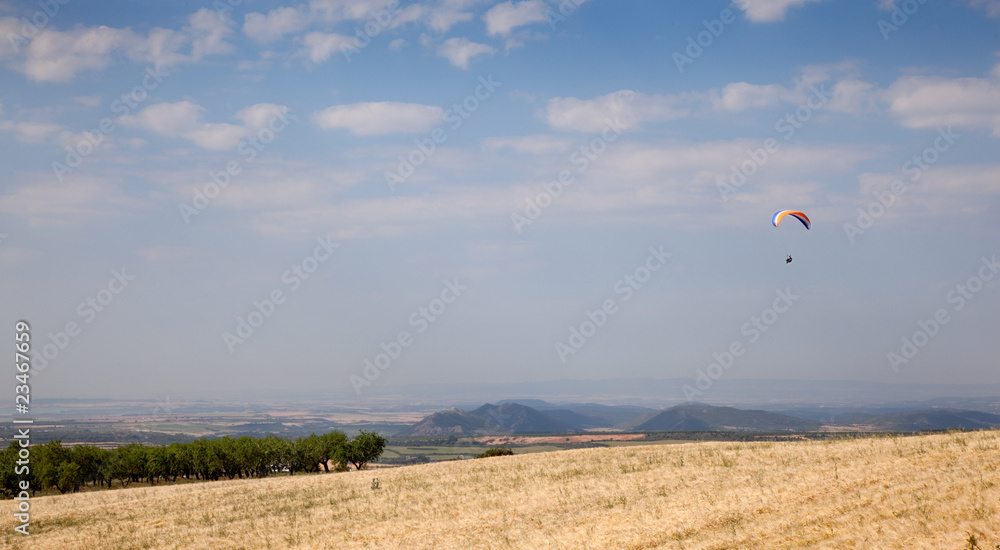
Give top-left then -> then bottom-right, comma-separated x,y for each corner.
4,430 -> 998,549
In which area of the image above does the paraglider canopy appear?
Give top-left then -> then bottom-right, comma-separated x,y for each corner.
772,210 -> 811,230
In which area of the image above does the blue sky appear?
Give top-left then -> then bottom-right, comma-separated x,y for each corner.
1,0 -> 999,402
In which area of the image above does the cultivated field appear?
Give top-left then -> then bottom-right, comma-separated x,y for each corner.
4,430 -> 998,549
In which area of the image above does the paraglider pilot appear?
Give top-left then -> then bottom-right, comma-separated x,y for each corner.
786,255 -> 793,264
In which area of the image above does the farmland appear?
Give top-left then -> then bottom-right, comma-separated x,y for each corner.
4,429 -> 998,549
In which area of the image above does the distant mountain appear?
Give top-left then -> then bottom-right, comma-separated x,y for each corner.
538,409 -> 611,429
398,407 -> 500,436
342,378 -> 1000,409
633,404 -> 821,432
862,409 -> 1000,431
399,403 -> 579,436
496,399 -> 556,409
400,402 -> 1000,436
470,403 -> 577,434
559,403 -> 659,428
482,400 -> 657,429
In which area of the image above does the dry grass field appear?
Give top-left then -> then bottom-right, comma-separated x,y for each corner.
3,430 -> 998,549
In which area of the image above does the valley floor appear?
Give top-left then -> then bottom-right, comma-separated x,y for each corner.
4,430 -> 998,549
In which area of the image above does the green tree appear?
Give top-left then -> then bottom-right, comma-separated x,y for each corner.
33,440 -> 71,492
55,462 -> 81,494
71,445 -> 106,488
260,434 -> 288,477
320,431 -> 348,472
340,431 -> 387,471
0,442 -> 29,497
291,435 -> 322,474
116,443 -> 147,486
145,446 -> 169,485
165,442 -> 190,482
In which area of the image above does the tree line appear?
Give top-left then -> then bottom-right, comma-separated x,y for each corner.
0,430 -> 386,497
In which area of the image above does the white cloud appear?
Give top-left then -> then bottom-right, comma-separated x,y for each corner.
392,1 -> 476,33
22,25 -> 126,83
300,31 -> 355,62
856,164 -> 1000,219
705,63 -> 877,114
313,102 -> 443,135
966,0 -> 1000,17
0,17 -> 22,60
237,103 -> 292,130
887,74 -> 1000,136
436,37 -> 495,69
911,164 -> 1000,197
826,79 -> 878,113
0,175 -> 148,227
545,90 -> 686,132
309,0 -> 390,22
735,0 -> 826,22
713,82 -> 787,111
483,134 -> 573,154
119,101 -> 289,150
483,0 -> 548,36
0,120 -> 65,143
7,9 -> 234,83
244,7 -> 310,43
186,8 -> 236,60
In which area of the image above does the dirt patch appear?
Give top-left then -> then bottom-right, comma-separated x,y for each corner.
473,433 -> 646,446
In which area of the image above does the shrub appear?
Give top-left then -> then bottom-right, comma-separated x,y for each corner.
475,446 -> 514,459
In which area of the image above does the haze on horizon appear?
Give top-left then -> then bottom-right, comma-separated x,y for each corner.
1,0 -> 998,405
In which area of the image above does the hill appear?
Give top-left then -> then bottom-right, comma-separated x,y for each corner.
864,409 -> 1000,431
633,404 -> 822,432
399,403 -> 578,436
469,403 -> 577,434
495,400 -> 658,428
400,402 -> 1000,436
397,407 -> 499,436
7,430 -> 998,548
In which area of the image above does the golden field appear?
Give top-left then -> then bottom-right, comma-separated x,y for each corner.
3,430 -> 998,549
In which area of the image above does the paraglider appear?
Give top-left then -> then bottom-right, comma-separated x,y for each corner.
772,210 -> 810,264
772,210 -> 811,230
